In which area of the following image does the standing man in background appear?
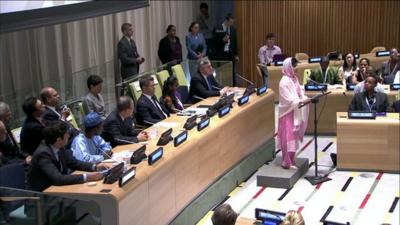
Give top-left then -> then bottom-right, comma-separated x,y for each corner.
118,23 -> 145,81
214,13 -> 239,86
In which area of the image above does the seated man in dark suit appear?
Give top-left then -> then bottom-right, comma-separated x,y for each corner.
0,102 -> 31,166
20,97 -> 45,156
189,57 -> 229,103
349,75 -> 389,112
40,87 -> 79,139
309,56 -> 340,85
102,96 -> 148,147
136,76 -> 170,126
27,121 -> 109,192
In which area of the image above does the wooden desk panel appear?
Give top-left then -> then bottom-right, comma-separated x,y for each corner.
305,86 -> 398,134
336,112 -> 400,172
45,90 -> 276,225
266,54 -> 389,101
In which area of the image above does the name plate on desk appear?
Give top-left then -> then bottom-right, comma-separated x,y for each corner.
390,83 -> 400,90
257,85 -> 267,95
218,106 -> 230,118
238,95 -> 250,106
308,57 -> 322,63
346,83 -> 356,91
174,130 -> 188,147
305,84 -> 327,91
118,166 -> 136,187
197,118 -> 210,131
348,111 -> 376,119
255,208 -> 285,224
375,50 -> 390,57
148,147 -> 163,165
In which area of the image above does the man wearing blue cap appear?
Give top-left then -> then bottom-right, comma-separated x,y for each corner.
71,112 -> 112,163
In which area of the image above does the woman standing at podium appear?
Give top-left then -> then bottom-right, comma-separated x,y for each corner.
277,57 -> 310,169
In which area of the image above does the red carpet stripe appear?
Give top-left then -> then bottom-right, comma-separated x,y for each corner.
297,206 -> 304,213
359,194 -> 371,209
296,138 -> 314,155
252,187 -> 266,199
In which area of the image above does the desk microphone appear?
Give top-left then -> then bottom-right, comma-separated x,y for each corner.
307,78 -> 324,86
114,138 -> 138,145
193,95 -> 207,101
212,85 -> 222,90
236,73 -> 254,85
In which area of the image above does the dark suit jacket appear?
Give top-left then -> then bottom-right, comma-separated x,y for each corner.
41,106 -> 79,140
118,36 -> 140,80
102,110 -> 140,147
135,95 -> 170,126
213,24 -> 238,60
27,143 -> 94,191
20,116 -> 45,155
349,92 -> 389,112
0,127 -> 27,165
157,36 -> 182,64
189,72 -> 223,102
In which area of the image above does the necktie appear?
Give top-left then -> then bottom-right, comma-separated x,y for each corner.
205,76 -> 212,90
151,96 -> 166,119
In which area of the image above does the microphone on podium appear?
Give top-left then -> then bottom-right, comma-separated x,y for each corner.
236,73 -> 254,85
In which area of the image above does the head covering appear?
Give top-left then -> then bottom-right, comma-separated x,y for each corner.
282,57 -> 301,97
282,57 -> 297,79
84,112 -> 103,129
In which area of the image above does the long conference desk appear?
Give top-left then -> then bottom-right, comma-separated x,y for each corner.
264,53 -> 390,101
336,112 -> 400,173
45,90 -> 276,225
304,85 -> 398,134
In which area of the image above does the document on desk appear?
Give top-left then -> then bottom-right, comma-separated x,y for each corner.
155,121 -> 180,129
177,107 -> 208,116
111,150 -> 133,162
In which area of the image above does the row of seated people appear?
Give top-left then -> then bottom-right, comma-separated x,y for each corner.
0,58 -> 234,191
308,48 -> 399,86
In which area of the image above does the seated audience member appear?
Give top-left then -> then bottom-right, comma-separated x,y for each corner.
136,76 -> 170,126
27,121 -> 109,192
309,56 -> 340,85
211,204 -> 238,225
40,87 -> 79,138
157,24 -> 183,65
258,32 -> 282,65
354,66 -> 385,94
0,102 -> 31,165
381,48 -> 399,79
189,58 -> 229,102
71,112 -> 112,163
161,76 -> 184,113
20,97 -> 45,156
339,53 -> 358,85
82,75 -> 107,119
354,58 -> 370,83
280,210 -> 305,225
383,50 -> 400,84
102,96 -> 148,147
349,75 -> 389,112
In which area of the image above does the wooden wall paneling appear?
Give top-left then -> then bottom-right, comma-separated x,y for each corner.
235,0 -> 400,85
